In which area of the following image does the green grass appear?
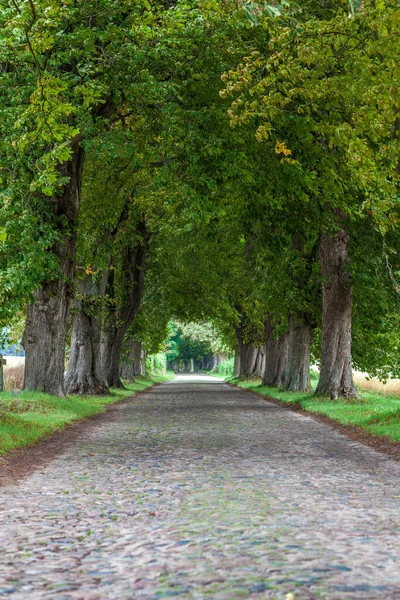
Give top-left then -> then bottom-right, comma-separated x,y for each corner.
204,370 -> 225,379
0,373 -> 174,455
227,377 -> 400,442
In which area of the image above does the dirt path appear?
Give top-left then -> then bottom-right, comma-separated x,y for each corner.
1,374 -> 399,599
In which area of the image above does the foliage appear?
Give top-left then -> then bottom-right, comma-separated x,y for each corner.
166,320 -> 229,363
0,0 -> 399,392
213,357 -> 235,377
146,353 -> 167,375
0,0 -> 165,329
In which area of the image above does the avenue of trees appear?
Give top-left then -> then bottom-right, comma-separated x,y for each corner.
165,321 -> 230,372
0,0 -> 399,399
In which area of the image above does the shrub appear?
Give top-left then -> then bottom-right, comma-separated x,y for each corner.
147,352 -> 167,375
215,357 -> 234,377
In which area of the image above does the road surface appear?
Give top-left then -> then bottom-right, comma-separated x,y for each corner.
1,374 -> 399,599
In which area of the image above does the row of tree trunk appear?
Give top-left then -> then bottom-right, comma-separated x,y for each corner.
63,224 -> 149,395
19,138 -> 357,400
22,144 -> 86,398
120,341 -> 147,380
168,354 -> 221,373
21,141 -> 150,397
236,230 -> 358,399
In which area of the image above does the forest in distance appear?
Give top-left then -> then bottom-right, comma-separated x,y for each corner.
0,0 -> 399,400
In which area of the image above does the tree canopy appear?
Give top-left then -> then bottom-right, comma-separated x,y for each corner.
0,0 -> 399,397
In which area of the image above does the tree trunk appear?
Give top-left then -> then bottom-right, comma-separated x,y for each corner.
240,343 -> 259,378
121,340 -> 142,380
133,343 -> 142,376
100,222 -> 149,388
23,144 -> 85,397
315,230 -> 359,399
100,327 -> 126,388
235,320 -> 260,379
254,346 -> 265,378
234,351 -> 240,377
285,316 -> 313,392
65,306 -> 107,395
259,346 -> 266,378
263,321 -> 288,387
140,350 -> 147,376
65,276 -> 108,395
120,353 -> 134,380
0,354 -> 4,392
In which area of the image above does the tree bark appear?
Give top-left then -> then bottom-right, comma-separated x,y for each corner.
285,316 -> 313,392
283,232 -> 317,392
64,275 -> 108,395
315,230 -> 359,399
263,321 -> 288,387
65,306 -> 106,395
254,346 -> 265,379
0,354 -> 4,392
133,342 -> 142,377
140,349 -> 147,376
23,143 -> 85,397
233,350 -> 240,377
239,343 -> 259,378
235,318 -> 260,379
121,340 -> 142,380
100,222 -> 149,388
100,326 -> 126,388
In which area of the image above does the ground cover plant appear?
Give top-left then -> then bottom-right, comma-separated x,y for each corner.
0,375 -> 173,455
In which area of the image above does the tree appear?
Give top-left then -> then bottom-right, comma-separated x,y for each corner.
0,0 -> 160,395
222,0 -> 400,397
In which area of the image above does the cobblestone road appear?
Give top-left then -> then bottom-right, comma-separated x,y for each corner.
1,374 -> 400,600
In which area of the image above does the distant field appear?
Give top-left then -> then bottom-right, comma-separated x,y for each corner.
2,357 -> 25,390
353,372 -> 400,396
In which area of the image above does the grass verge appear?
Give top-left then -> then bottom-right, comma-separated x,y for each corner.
227,377 -> 400,443
0,373 -> 174,455
202,371 -> 225,379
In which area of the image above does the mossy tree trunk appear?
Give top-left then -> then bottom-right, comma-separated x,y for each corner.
284,316 -> 313,393
263,321 -> 288,387
315,229 -> 359,399
100,222 -> 149,388
23,144 -> 85,397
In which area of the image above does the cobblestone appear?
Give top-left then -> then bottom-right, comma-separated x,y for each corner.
1,374 -> 400,599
